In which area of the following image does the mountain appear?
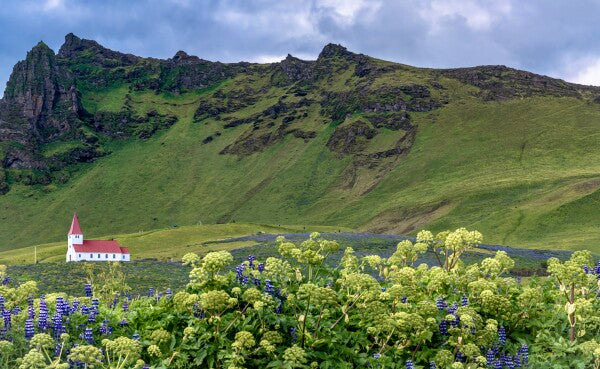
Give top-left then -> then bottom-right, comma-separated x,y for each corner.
1,33 -> 600,252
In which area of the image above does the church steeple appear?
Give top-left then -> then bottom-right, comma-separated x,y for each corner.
67,213 -> 83,246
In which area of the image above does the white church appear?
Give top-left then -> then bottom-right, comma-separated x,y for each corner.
66,213 -> 131,262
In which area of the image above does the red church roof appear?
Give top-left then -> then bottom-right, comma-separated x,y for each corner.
73,240 -> 130,254
68,213 -> 83,235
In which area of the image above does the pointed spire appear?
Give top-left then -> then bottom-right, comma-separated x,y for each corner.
68,213 -> 83,235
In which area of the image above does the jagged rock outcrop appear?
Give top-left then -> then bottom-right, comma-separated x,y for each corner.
58,33 -> 139,66
326,120 -> 377,154
0,41 -> 82,146
159,50 -> 235,93
440,65 -> 591,100
271,54 -> 314,86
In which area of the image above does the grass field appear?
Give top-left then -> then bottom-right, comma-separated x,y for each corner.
0,223 -> 352,264
1,51 -> 600,254
5,228 -> 576,296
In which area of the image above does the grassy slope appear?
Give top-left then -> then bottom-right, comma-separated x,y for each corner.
1,63 -> 600,253
0,223 -> 351,264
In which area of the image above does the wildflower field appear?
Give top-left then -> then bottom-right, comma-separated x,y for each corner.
1,229 -> 599,369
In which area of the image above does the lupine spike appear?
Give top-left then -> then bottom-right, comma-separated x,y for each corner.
84,283 -> 93,297
498,325 -> 507,346
24,318 -> 34,339
84,327 -> 93,344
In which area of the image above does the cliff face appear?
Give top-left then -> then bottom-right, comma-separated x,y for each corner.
1,42 -> 81,146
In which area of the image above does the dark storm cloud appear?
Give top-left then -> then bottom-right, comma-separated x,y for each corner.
1,0 -> 600,93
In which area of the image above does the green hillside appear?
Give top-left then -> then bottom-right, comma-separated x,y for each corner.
1,34 -> 600,253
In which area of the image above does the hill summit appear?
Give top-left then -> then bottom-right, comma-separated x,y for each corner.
1,34 -> 600,251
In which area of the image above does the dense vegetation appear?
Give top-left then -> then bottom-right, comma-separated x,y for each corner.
1,34 -> 600,252
1,229 -> 599,368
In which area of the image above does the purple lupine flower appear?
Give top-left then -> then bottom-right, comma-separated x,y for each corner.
439,320 -> 448,335
461,295 -> 469,306
25,318 -> 34,339
406,359 -> 415,369
290,327 -> 298,343
373,353 -> 380,360
505,356 -> 515,369
455,351 -> 463,362
38,297 -> 48,331
122,301 -> 129,312
84,327 -> 93,344
148,288 -> 155,297
401,296 -> 407,303
436,297 -> 447,311
248,255 -> 256,268
494,359 -> 502,369
265,279 -> 275,294
81,304 -> 89,315
71,299 -> 80,314
2,309 -> 11,330
120,318 -> 127,327
12,306 -> 21,315
56,297 -> 65,315
52,313 -> 64,339
84,283 -> 93,297
498,326 -> 506,346
166,288 -> 172,298
253,277 -> 261,287
193,303 -> 204,318
514,354 -> 521,367
430,361 -> 436,369
257,263 -> 265,273
274,303 -> 283,315
449,314 -> 460,328
132,332 -> 140,341
112,297 -> 118,309
491,344 -> 499,356
91,298 -> 99,307
516,277 -> 521,284
235,264 -> 245,283
583,265 -> 589,274
519,344 -> 529,365
55,343 -> 62,358
88,310 -> 96,323
99,319 -> 110,335
0,295 -> 4,311
447,302 -> 459,314
486,349 -> 495,364
28,305 -> 35,319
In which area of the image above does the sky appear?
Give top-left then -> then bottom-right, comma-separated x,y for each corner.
1,0 -> 600,92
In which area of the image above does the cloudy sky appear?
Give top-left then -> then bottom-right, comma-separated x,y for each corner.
1,0 -> 600,91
